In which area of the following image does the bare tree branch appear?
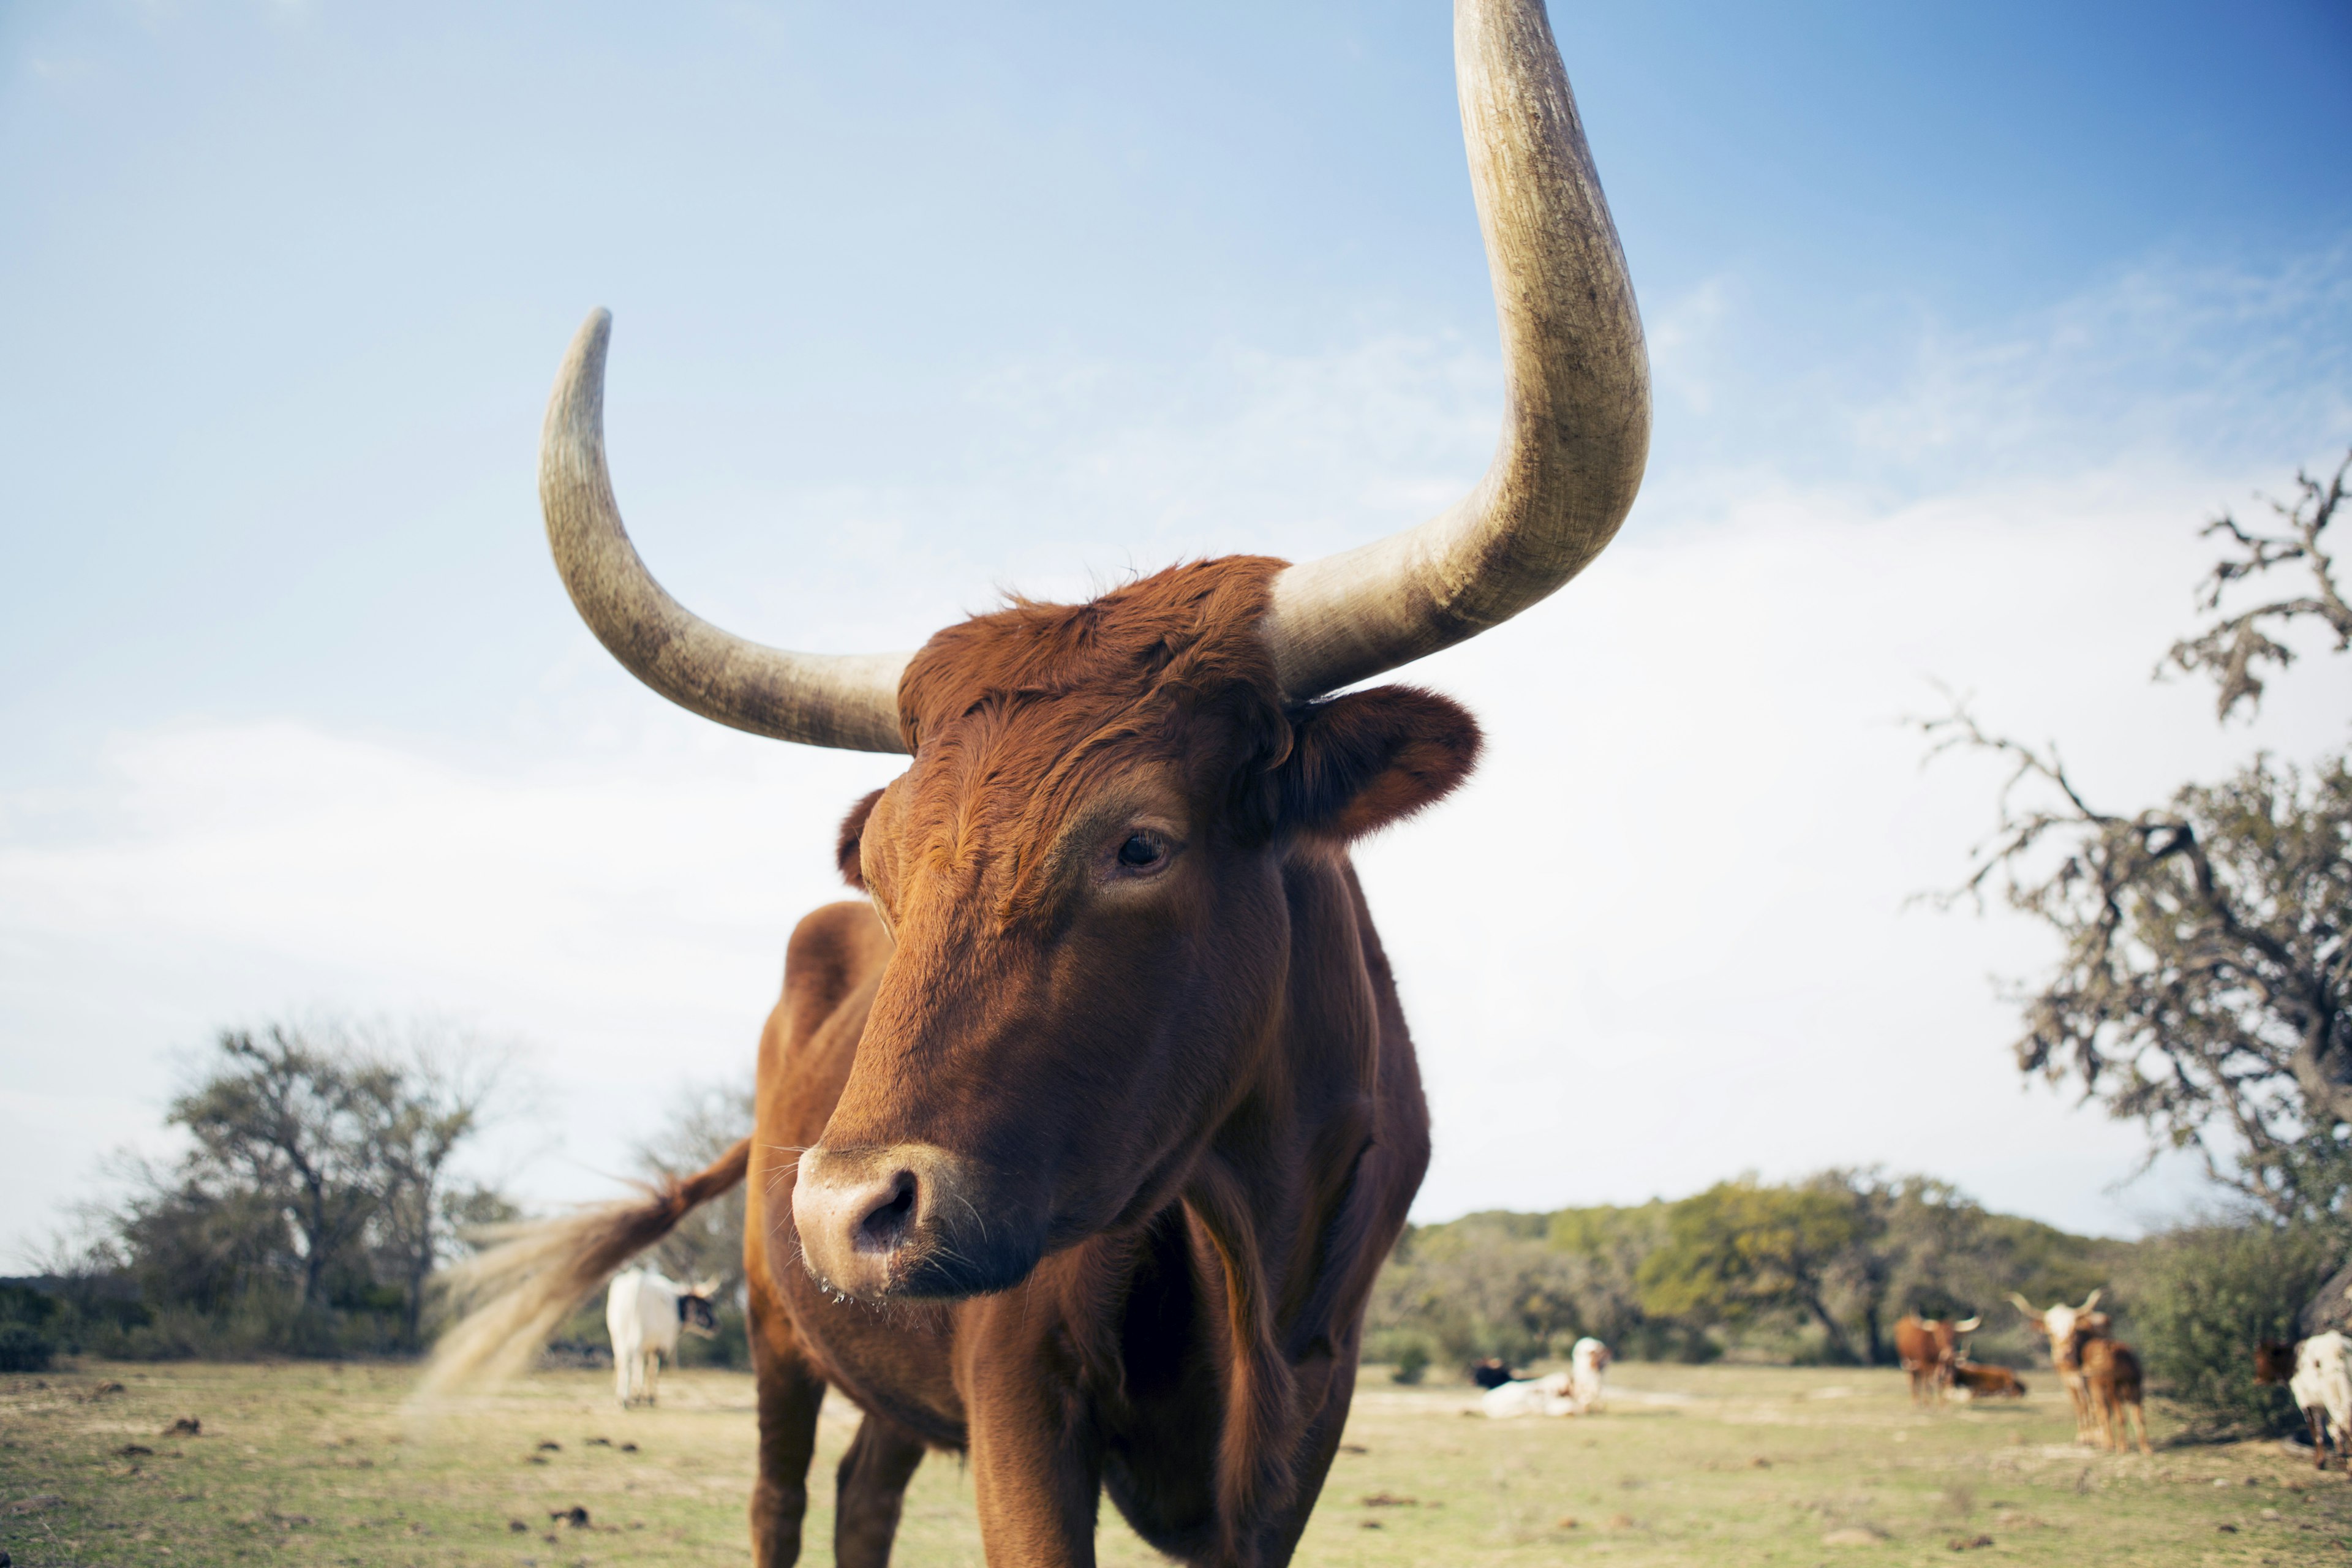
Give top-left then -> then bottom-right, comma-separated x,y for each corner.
2163,448 -> 2352,721
1917,695 -> 2352,1223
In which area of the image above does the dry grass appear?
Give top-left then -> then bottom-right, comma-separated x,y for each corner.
3,1359 -> 2347,1565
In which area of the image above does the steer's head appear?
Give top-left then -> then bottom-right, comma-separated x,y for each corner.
793,561 -> 1478,1297
533,0 -> 1649,1305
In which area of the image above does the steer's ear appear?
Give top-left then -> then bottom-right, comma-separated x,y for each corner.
1272,686 -> 1481,843
836,789 -> 884,889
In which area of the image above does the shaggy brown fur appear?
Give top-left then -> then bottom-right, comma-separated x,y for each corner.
1892,1314 -> 1969,1404
429,559 -> 1479,1567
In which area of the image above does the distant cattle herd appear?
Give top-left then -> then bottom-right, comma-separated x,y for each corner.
1440,1278 -> 2352,1468
1893,1284 -> 2352,1469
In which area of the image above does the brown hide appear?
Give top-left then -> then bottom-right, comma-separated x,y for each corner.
1892,1315 -> 1967,1403
742,559 -> 1472,1566
2076,1334 -> 2152,1454
2255,1340 -> 2299,1385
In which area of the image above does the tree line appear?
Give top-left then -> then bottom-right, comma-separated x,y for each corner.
1364,1168 -> 2120,1378
1,1030 -> 761,1374
4,1022 -> 514,1363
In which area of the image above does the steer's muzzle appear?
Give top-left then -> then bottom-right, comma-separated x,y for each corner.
793,1142 -> 1038,1302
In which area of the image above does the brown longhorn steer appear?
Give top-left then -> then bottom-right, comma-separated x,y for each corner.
2010,1290 -> 2105,1445
424,2 -> 1649,1564
2075,1330 -> 2152,1454
1891,1313 -> 1980,1404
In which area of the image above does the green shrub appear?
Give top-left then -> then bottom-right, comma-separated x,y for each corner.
0,1322 -> 55,1372
2131,1221 -> 2343,1438
1390,1341 -> 1431,1385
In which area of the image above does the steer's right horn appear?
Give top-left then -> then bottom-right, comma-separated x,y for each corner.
1952,1316 -> 1981,1333
1261,0 -> 1649,699
539,311 -> 913,754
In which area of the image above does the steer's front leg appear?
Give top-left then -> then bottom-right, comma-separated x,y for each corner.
962,1292 -> 1102,1568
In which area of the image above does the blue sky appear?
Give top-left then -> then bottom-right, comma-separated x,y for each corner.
4,1 -> 2349,1252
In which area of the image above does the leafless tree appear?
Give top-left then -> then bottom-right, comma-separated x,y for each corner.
1920,449 -> 2352,1223
1918,715 -> 2350,1220
2163,448 -> 2351,722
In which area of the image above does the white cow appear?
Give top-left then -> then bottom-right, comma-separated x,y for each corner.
606,1267 -> 720,1408
2293,1332 -> 2352,1469
1482,1339 -> 1611,1419
1481,1371 -> 1577,1418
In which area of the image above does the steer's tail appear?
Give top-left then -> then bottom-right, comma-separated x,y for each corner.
418,1137 -> 751,1396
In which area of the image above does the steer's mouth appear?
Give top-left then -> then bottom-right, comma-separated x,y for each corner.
791,1142 -> 1042,1302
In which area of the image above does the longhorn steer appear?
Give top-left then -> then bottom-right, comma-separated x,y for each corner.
2010,1291 -> 2105,1444
426,2 -> 1649,1564
2074,1330 -> 2151,1455
1891,1313 -> 1980,1404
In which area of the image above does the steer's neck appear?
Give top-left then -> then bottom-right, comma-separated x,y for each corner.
1174,848 -> 1423,1540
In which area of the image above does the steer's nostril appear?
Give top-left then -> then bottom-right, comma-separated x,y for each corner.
853,1171 -> 919,1254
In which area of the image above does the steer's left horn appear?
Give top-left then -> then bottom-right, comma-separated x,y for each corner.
1261,0 -> 1649,699
540,309 -> 913,753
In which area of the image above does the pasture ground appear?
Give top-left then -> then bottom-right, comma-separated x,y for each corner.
2,1359 -> 2345,1566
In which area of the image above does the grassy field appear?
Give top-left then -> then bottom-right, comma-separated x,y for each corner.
3,1358 -> 2345,1566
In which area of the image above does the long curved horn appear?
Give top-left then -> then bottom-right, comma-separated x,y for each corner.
1953,1316 -> 1981,1333
1262,0 -> 1650,699
540,311 -> 911,753
2079,1288 -> 2102,1313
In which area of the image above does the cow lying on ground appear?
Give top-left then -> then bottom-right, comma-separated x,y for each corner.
1482,1372 -> 1578,1419
605,1267 -> 720,1408
1893,1313 -> 1980,1404
1947,1361 -> 2026,1400
1483,1340 -> 1610,1419
2260,1332 -> 2352,1472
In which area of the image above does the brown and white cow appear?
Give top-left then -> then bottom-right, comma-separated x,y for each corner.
425,4 -> 1649,1565
1892,1313 -> 1980,1404
2010,1290 -> 2105,1444
1948,1361 -> 2027,1400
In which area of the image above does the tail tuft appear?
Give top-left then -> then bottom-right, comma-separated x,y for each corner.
417,1137 -> 750,1397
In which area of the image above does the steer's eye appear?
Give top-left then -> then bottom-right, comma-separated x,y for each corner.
1116,832 -> 1166,871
